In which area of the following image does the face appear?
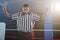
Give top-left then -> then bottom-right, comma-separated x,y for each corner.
22,7 -> 30,14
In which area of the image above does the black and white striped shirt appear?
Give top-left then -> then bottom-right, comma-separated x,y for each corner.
11,12 -> 40,32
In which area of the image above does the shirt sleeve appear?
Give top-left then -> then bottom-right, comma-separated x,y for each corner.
33,14 -> 40,21
11,13 -> 19,20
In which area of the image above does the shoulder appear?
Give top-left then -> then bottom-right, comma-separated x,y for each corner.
12,12 -> 23,16
30,12 -> 38,16
29,12 -> 33,13
29,12 -> 38,17
29,12 -> 34,15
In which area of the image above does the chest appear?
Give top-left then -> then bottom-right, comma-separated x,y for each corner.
18,14 -> 33,21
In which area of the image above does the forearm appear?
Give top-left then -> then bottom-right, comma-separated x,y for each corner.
2,2 -> 11,18
41,7 -> 48,16
3,8 -> 11,18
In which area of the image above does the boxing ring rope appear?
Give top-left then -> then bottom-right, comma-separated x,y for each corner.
6,29 -> 60,31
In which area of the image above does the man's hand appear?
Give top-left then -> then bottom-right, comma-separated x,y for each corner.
40,7 -> 48,17
2,2 -> 7,11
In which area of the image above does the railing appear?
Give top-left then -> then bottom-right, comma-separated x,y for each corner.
5,29 -> 60,40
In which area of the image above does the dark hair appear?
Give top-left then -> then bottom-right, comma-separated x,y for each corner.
23,4 -> 29,7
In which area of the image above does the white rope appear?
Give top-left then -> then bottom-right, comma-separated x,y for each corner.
6,29 -> 60,31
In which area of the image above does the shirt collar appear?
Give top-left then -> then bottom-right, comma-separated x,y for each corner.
21,12 -> 30,15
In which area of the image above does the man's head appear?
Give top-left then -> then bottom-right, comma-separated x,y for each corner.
22,4 -> 30,14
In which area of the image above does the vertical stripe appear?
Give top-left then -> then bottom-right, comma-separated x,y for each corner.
26,14 -> 28,31
27,14 -> 29,31
29,14 -> 31,32
29,14 -> 32,31
25,14 -> 27,32
22,15 -> 24,31
26,14 -> 27,31
21,16 -> 23,31
18,13 -> 22,31
23,15 -> 25,31
26,14 -> 28,32
28,15 -> 30,30
17,12 -> 35,32
30,13 -> 33,32
18,16 -> 21,31
28,14 -> 29,31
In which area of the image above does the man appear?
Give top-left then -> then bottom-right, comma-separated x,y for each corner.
2,2 -> 48,40
3,3 -> 40,40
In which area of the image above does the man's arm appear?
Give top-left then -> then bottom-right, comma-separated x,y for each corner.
40,7 -> 48,17
2,2 -> 11,18
33,7 -> 48,21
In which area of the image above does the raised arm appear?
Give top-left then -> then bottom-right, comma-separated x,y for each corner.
40,7 -> 48,17
2,2 -> 11,18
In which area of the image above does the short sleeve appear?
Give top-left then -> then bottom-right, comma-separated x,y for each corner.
33,14 -> 40,21
11,13 -> 19,20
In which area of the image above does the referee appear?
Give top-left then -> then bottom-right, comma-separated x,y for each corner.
2,2 -> 48,40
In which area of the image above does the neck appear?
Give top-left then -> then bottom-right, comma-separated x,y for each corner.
23,12 -> 29,14
22,12 -> 30,15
